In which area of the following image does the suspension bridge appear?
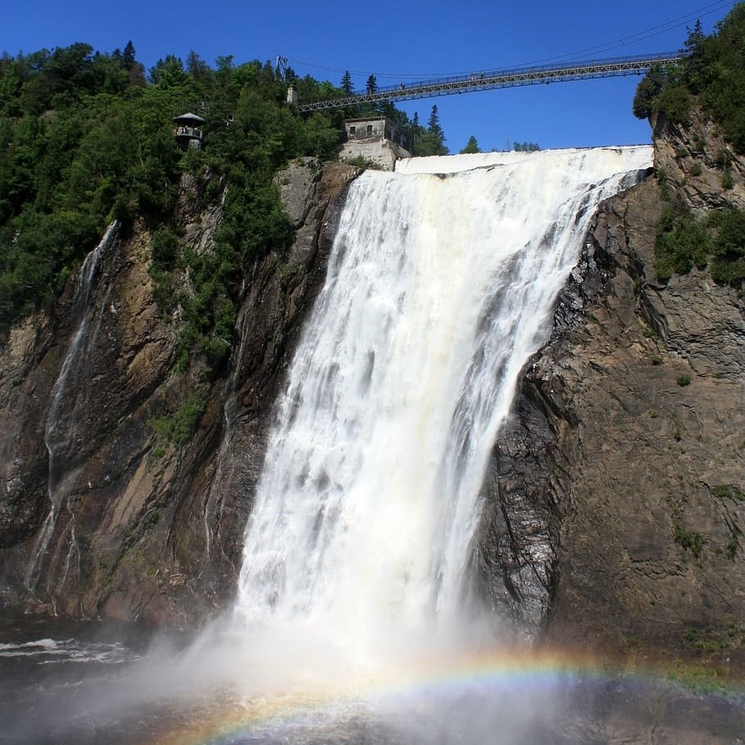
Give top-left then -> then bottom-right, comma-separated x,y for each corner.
295,53 -> 682,112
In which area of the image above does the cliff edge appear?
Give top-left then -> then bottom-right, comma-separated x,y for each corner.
479,109 -> 745,669
1,109 -> 743,676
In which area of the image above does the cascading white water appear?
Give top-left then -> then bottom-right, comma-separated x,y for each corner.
234,148 -> 651,660
26,221 -> 119,593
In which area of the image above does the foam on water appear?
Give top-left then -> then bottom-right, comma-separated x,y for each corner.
0,635 -> 139,664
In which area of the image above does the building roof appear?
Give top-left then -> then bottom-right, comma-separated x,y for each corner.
344,116 -> 393,123
173,112 -> 206,124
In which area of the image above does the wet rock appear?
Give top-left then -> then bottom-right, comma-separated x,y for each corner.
479,118 -> 745,664
0,161 -> 358,624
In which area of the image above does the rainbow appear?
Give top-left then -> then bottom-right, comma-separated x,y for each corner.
138,647 -> 744,745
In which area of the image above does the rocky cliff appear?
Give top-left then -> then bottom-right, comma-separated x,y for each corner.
0,159 -> 358,623
1,110 -> 743,672
479,110 -> 745,667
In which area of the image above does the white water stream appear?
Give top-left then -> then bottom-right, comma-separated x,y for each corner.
26,221 -> 119,594
234,148 -> 651,664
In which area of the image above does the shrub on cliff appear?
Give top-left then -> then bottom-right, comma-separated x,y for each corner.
654,207 -> 711,280
655,205 -> 745,291
709,207 -> 745,286
633,4 -> 745,152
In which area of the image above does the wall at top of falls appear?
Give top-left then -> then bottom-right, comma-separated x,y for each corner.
395,146 -> 653,175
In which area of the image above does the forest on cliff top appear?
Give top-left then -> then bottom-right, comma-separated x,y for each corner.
0,44 -> 450,373
0,3 -> 743,359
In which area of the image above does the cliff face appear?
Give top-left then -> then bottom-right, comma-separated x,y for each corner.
1,112 -> 743,668
479,113 -> 745,662
0,159 -> 358,623
652,108 -> 745,215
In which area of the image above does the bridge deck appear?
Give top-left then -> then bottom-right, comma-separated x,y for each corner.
297,53 -> 682,112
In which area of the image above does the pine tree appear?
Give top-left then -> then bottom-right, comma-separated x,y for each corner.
341,70 -> 353,94
414,105 -> 447,156
187,50 -> 211,84
683,19 -> 705,56
427,105 -> 443,137
460,135 -> 480,154
365,74 -> 378,95
683,19 -> 707,93
122,41 -> 136,71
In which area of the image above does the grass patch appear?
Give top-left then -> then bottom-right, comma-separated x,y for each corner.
673,521 -> 706,558
665,659 -> 732,696
149,389 -> 208,447
712,484 -> 745,501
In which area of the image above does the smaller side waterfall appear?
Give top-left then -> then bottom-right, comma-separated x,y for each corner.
234,148 -> 651,665
26,221 -> 120,594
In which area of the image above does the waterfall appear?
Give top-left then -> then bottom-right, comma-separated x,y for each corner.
26,221 -> 119,594
234,148 -> 651,657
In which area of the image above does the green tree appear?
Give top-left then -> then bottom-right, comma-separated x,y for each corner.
148,55 -> 187,87
96,53 -> 130,95
427,105 -> 444,138
122,41 -> 137,70
341,70 -> 353,94
513,141 -> 540,152
186,50 -> 212,85
0,52 -> 24,117
414,105 -> 447,156
682,19 -> 709,93
46,43 -> 97,100
120,41 -> 146,88
460,135 -> 481,153
633,5 -> 745,150
632,62 -> 670,119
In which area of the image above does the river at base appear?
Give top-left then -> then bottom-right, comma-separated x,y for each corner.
2,610 -> 744,745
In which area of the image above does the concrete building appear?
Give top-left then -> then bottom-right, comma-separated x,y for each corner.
340,116 -> 412,170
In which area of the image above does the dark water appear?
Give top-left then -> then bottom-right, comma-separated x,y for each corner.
0,610 -> 196,744
2,610 -> 744,745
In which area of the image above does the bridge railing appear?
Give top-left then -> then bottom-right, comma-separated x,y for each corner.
297,52 -> 683,112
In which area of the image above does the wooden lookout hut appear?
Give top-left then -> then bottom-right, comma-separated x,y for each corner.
173,112 -> 205,150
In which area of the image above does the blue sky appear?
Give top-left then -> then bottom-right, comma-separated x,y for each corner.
1,0 -> 738,153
